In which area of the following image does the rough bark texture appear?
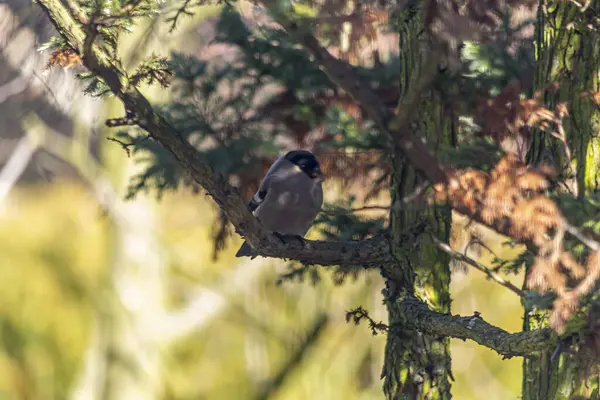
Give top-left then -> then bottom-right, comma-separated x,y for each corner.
524,1 -> 600,398
381,4 -> 455,399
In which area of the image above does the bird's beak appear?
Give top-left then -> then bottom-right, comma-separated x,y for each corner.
310,168 -> 324,181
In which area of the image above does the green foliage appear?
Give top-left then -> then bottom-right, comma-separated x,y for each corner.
315,197 -> 387,241
215,8 -> 333,92
321,107 -> 387,150
435,8 -> 536,119
77,72 -> 112,97
130,55 -> 173,87
37,35 -> 71,52
460,9 -> 536,95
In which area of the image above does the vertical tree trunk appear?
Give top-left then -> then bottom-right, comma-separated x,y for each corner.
382,4 -> 456,399
524,1 -> 600,398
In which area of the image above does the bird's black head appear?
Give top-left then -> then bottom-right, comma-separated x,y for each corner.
284,150 -> 323,179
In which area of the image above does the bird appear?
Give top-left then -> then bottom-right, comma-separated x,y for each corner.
235,150 -> 324,258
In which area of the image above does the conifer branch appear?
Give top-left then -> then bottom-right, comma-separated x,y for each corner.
36,0 -> 393,268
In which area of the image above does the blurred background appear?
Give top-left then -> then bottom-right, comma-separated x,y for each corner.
0,1 -> 524,399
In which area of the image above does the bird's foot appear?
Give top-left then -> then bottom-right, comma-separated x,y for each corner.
273,232 -> 306,247
273,231 -> 287,244
292,234 -> 307,248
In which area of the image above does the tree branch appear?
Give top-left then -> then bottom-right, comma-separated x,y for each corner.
430,236 -> 526,297
261,2 -> 448,184
398,297 -> 556,358
35,0 -> 393,268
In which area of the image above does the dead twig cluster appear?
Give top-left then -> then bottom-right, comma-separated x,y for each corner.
435,153 -> 600,333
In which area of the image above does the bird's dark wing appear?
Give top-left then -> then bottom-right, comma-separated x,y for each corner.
248,174 -> 273,213
248,189 -> 267,212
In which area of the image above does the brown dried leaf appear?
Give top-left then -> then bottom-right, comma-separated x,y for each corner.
45,48 -> 81,70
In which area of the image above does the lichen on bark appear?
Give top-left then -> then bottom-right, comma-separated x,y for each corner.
381,3 -> 455,399
524,1 -> 600,399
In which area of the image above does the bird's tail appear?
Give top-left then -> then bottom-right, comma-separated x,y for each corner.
235,241 -> 255,258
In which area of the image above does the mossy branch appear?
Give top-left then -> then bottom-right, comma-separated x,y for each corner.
399,297 -> 557,358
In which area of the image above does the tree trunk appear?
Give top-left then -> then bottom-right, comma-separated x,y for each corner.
381,4 -> 456,399
524,1 -> 600,398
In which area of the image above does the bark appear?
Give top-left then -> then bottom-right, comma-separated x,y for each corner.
381,4 -> 455,399
524,1 -> 600,398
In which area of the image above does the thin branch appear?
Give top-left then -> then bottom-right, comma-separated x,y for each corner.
105,115 -> 140,127
35,0 -> 394,268
31,70 -> 62,107
565,222 -> 600,252
348,205 -> 390,212
93,0 -> 145,26
106,137 -> 135,157
398,296 -> 556,357
430,236 -> 526,297
166,0 -> 209,32
346,306 -> 389,335
61,0 -> 89,24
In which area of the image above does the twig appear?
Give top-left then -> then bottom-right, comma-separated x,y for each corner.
348,205 -> 390,212
166,0 -> 206,32
346,306 -> 389,335
465,235 -> 500,262
552,123 -> 572,164
61,0 -> 89,24
31,71 -> 61,107
430,235 -> 526,297
565,222 -> 600,252
93,0 -> 145,26
105,115 -> 140,127
106,137 -> 134,157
